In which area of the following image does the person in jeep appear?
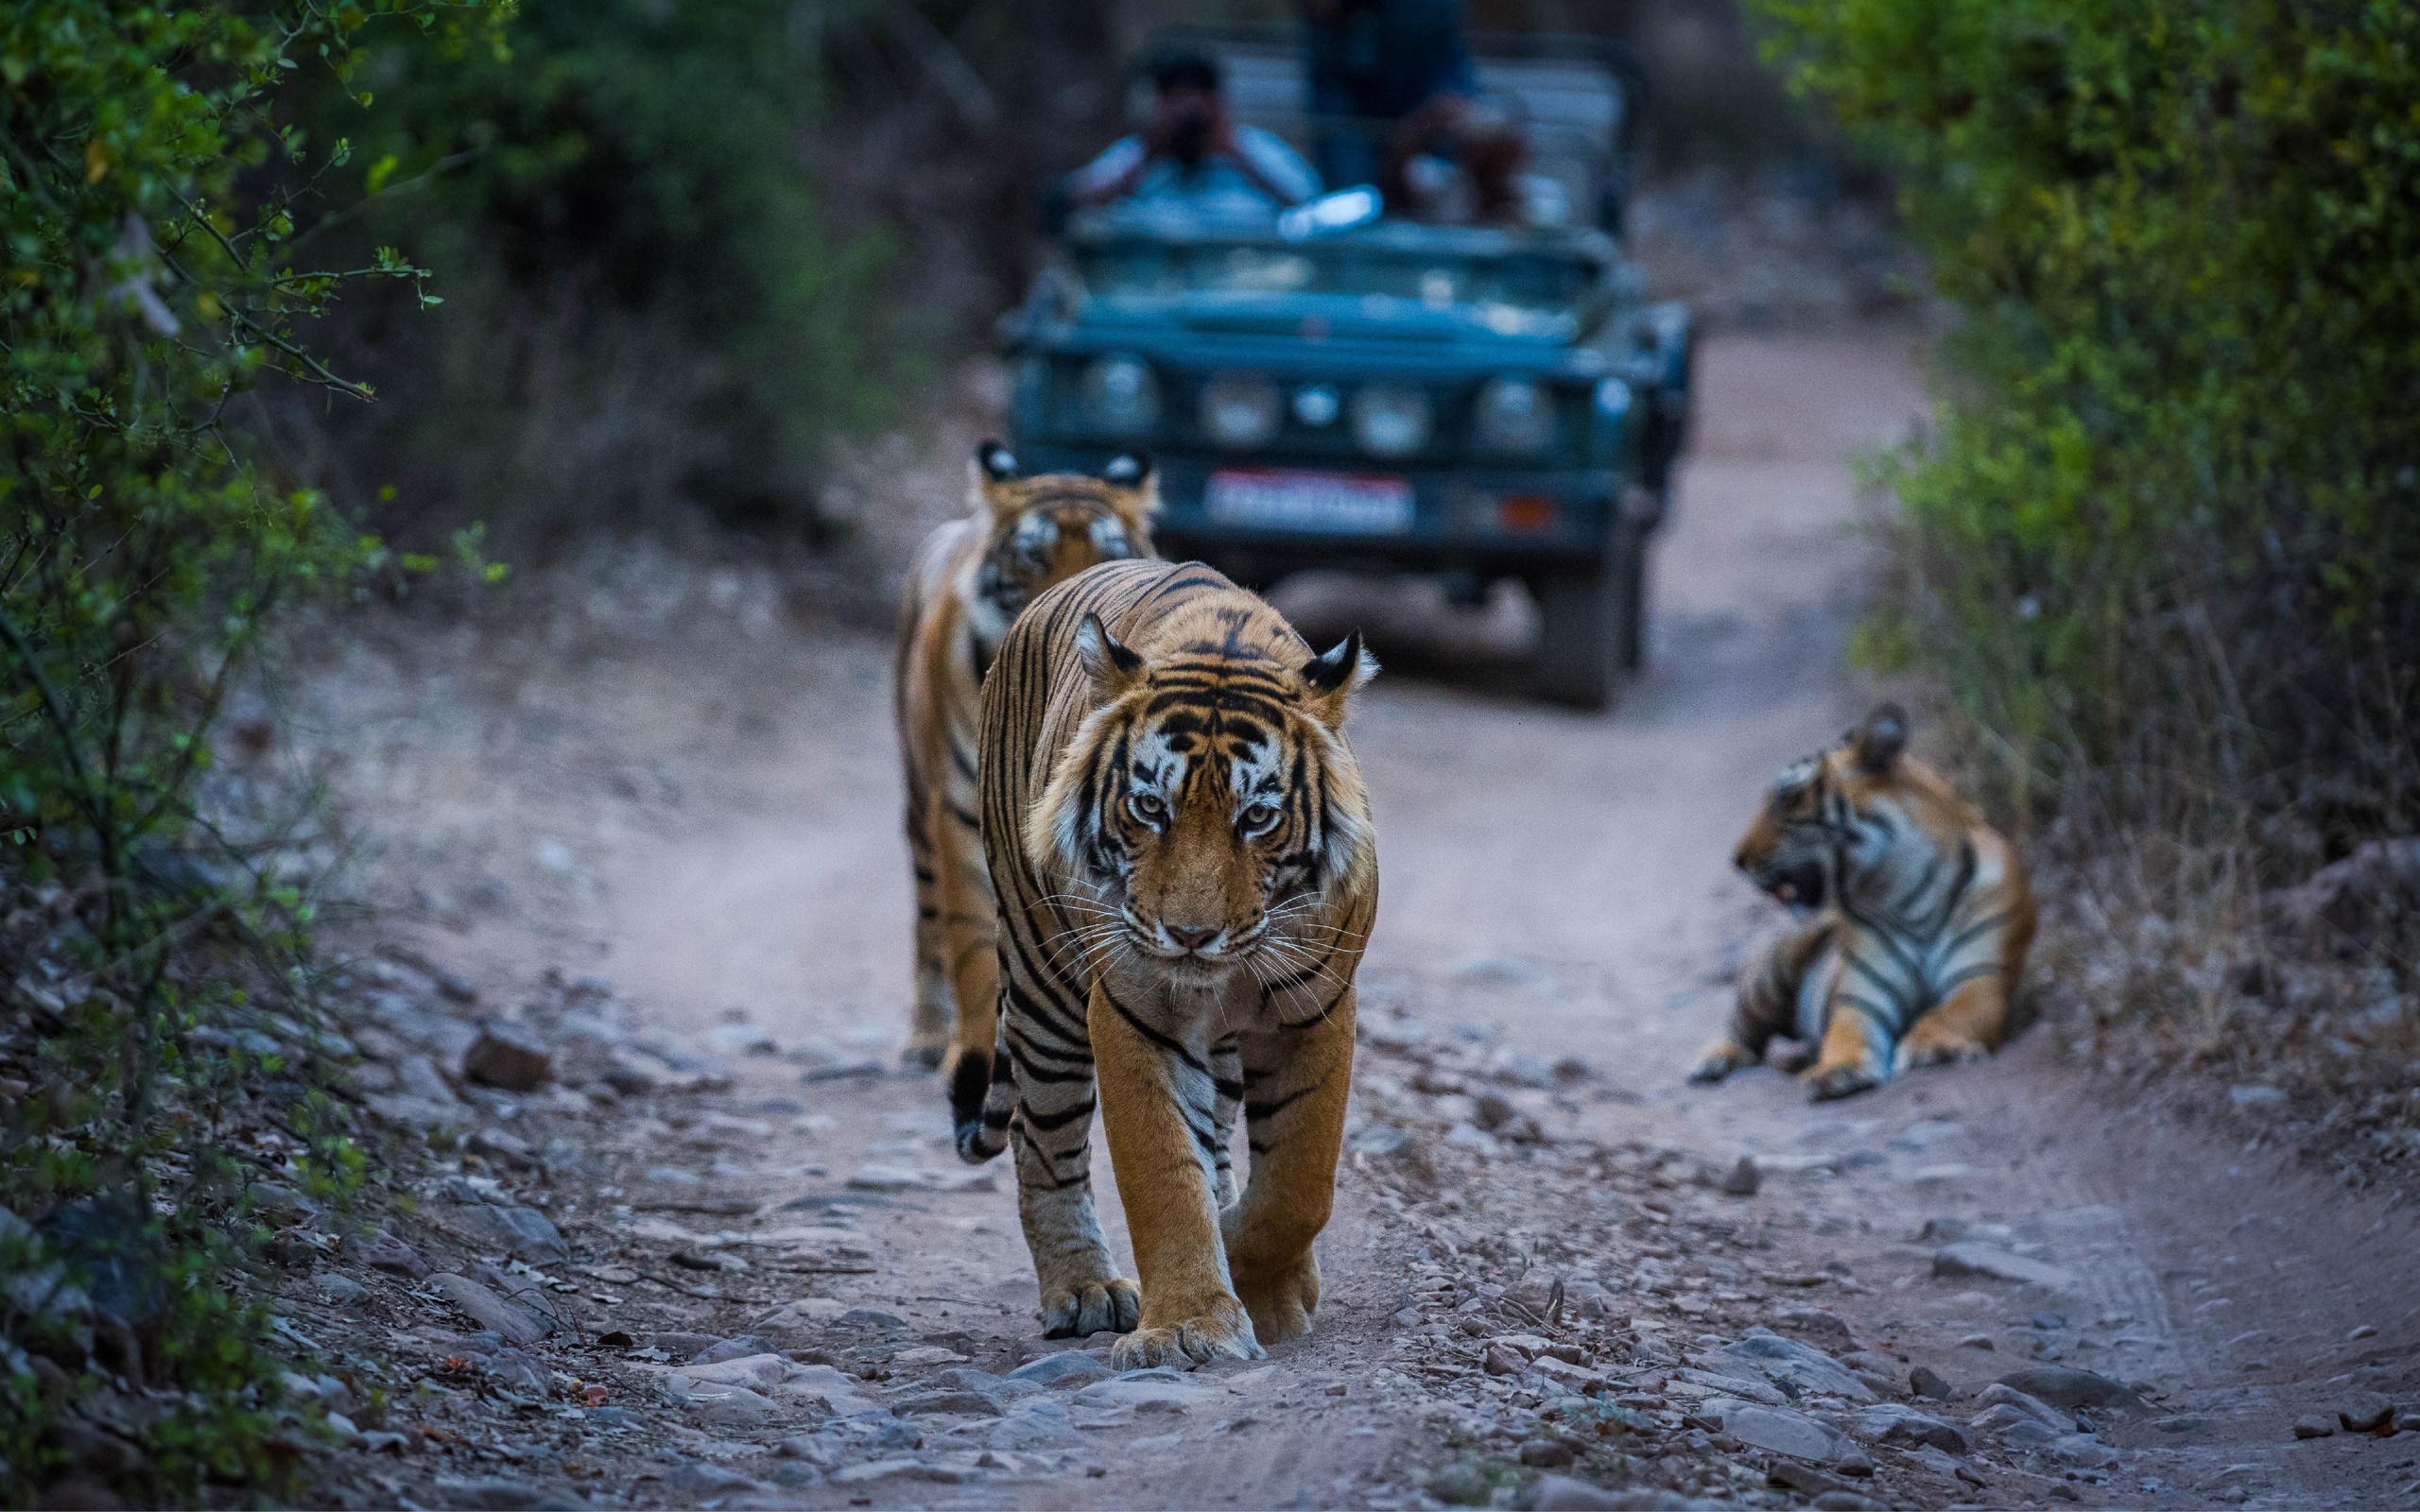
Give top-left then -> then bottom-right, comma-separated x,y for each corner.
1065,51 -> 1322,217
1302,0 -> 1475,192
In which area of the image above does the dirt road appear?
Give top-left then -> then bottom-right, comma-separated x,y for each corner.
312,333 -> 2420,1510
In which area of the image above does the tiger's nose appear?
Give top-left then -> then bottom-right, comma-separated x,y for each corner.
1166,924 -> 1219,951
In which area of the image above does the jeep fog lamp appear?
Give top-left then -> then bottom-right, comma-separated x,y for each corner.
1476,375 -> 1555,455
1201,372 -> 1282,449
1351,383 -> 1431,458
1080,353 -> 1161,436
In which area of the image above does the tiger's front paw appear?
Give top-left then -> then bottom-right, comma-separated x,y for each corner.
1110,1296 -> 1263,1370
1802,1057 -> 1885,1102
1893,1037 -> 1991,1072
1040,1275 -> 1141,1338
1687,1038 -> 1758,1084
1893,1019 -> 1994,1072
1233,1250 -> 1321,1346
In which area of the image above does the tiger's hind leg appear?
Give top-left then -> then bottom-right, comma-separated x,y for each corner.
946,1010 -> 1013,1165
1222,993 -> 1356,1349
1691,919 -> 1831,1084
924,721 -> 997,1075
905,961 -> 953,1070
901,773 -> 953,1069
1894,973 -> 2006,1072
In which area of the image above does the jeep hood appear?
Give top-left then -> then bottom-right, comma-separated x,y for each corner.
1079,290 -> 1582,347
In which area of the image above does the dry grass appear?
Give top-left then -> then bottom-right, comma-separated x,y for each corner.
1868,497 -> 2420,1198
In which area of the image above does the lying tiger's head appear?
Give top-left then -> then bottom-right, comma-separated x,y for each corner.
971,441 -> 1156,622
1028,598 -> 1377,992
1734,702 -> 1912,911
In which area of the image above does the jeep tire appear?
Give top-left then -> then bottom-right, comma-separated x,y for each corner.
1534,535 -> 1639,709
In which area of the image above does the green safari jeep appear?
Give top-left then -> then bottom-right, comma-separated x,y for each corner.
999,35 -> 1691,708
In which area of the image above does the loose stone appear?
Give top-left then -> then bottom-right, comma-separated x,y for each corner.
2337,1392 -> 2394,1434
1996,1366 -> 2152,1416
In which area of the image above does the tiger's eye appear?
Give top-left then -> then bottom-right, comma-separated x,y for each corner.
1132,793 -> 1167,823
1240,802 -> 1278,833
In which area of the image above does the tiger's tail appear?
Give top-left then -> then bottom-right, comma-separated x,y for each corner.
945,1032 -> 1013,1164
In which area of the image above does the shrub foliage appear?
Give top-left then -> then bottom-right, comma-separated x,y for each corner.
1766,0 -> 2420,859
2,2 -> 498,1499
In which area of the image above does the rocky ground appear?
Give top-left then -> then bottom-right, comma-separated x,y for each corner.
229,332 -> 2420,1511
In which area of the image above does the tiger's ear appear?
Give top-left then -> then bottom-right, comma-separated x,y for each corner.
972,440 -> 1021,516
1101,450 -> 1160,521
1075,612 -> 1147,700
1299,629 -> 1377,723
1851,701 -> 1910,774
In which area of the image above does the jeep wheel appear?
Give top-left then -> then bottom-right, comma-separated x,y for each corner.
1534,552 -> 1634,709
1619,533 -> 1650,671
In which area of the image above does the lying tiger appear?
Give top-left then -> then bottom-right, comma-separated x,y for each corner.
1691,703 -> 2035,1100
894,443 -> 1157,1069
950,559 -> 1378,1368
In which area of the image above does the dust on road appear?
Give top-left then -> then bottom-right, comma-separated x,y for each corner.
310,333 -> 2420,1510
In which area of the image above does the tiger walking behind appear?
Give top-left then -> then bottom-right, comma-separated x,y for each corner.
1690,703 -> 2036,1100
949,559 -> 1379,1368
893,443 -> 1157,1069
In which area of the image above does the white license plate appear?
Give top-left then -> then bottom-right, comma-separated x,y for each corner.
1205,469 -> 1414,535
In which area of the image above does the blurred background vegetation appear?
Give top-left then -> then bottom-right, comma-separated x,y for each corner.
1773,0 -> 2418,863
4,3 -> 510,1498
257,0 -> 1853,554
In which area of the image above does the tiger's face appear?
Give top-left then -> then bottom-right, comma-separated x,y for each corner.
1030,606 -> 1376,995
971,442 -> 1156,622
1734,703 -> 1911,910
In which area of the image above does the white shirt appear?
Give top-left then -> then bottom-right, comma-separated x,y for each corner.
1070,125 -> 1322,217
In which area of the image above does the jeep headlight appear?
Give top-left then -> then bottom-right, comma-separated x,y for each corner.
1475,375 -> 1555,455
1351,383 -> 1431,459
1080,353 -> 1161,436
1201,371 -> 1282,450
1588,376 -> 1635,465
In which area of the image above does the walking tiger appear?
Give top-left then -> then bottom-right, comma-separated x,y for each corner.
893,442 -> 1156,1068
949,559 -> 1378,1367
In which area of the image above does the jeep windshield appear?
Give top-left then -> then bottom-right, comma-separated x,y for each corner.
1063,222 -> 1612,336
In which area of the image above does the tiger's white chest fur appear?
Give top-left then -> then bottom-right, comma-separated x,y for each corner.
1818,794 -> 2006,1032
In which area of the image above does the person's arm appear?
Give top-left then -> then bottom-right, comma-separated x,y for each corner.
1380,93 -> 1467,211
1227,124 -> 1322,206
1065,136 -> 1150,208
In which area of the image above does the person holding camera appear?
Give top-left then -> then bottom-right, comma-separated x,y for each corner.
1065,52 -> 1322,217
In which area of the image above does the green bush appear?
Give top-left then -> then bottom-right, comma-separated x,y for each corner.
293,0 -> 924,543
2,2 -> 496,1499
1764,0 -> 2420,860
